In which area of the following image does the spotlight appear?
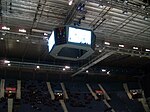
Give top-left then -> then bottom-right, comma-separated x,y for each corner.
143,16 -> 148,20
99,50 -> 102,52
102,69 -> 106,72
0,38 -> 4,40
119,44 -> 124,48
36,66 -> 40,69
122,10 -> 128,14
19,29 -> 26,33
25,36 -> 29,39
99,5 -> 103,8
8,64 -> 11,66
96,44 -> 99,48
86,70 -> 89,73
44,33 -> 48,36
124,0 -> 128,4
133,47 -> 138,50
141,5 -> 146,9
63,68 -> 66,71
104,42 -> 110,45
107,71 -> 110,75
65,66 -> 70,69
4,60 -> 10,64
146,49 -> 150,52
69,0 -> 74,5
2,26 -> 10,30
16,40 -> 20,42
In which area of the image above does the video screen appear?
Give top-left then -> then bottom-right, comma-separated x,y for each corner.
48,31 -> 55,52
68,27 -> 91,45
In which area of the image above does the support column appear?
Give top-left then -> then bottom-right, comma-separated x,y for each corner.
8,98 -> 13,112
103,99 -> 116,112
16,80 -> 21,99
138,91 -> 150,112
59,100 -> 68,112
98,84 -> 111,100
86,83 -> 98,100
123,83 -> 132,99
60,83 -> 69,99
0,79 -> 5,98
46,82 -> 55,100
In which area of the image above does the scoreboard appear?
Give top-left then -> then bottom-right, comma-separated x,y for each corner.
48,26 -> 96,61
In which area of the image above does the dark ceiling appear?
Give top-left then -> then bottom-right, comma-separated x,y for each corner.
0,0 -> 150,78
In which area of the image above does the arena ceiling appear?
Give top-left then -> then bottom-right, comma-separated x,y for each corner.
0,0 -> 150,77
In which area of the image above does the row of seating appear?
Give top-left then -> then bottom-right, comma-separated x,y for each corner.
0,79 -> 145,112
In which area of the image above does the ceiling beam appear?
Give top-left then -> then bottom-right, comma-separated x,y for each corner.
102,46 -> 150,58
64,0 -> 82,25
71,51 -> 115,77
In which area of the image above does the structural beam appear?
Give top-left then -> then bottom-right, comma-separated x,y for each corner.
86,83 -> 98,100
8,99 -> 13,112
16,80 -> 21,99
103,99 -> 116,112
123,83 -> 132,100
59,100 -> 68,112
71,51 -> 115,77
47,82 -> 55,100
64,0 -> 82,25
98,84 -> 111,100
60,83 -> 69,99
0,79 -> 5,98
97,46 -> 150,59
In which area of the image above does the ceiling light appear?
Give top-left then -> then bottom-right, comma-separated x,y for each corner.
4,60 -> 10,64
102,69 -> 106,72
133,47 -> 138,50
2,33 -> 6,36
65,66 -> 70,69
124,0 -> 128,4
104,42 -> 110,45
44,33 -> 48,36
144,16 -> 148,20
96,44 -> 99,48
86,70 -> 89,73
25,36 -> 29,39
146,49 -> 150,52
99,5 -> 104,8
32,29 -> 51,34
119,44 -> 124,47
16,40 -> 20,42
8,64 -> 11,66
63,68 -> 66,71
122,10 -> 128,14
68,0 -> 73,5
99,50 -> 102,52
107,71 -> 110,75
19,29 -> 26,33
0,38 -> 4,40
36,66 -> 40,69
141,5 -> 146,9
2,26 -> 10,30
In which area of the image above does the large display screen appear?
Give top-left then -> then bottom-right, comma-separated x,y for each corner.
68,27 -> 91,45
48,31 -> 55,52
